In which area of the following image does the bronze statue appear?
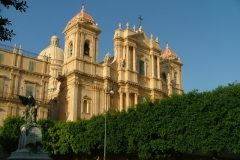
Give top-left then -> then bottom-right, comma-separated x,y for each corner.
18,95 -> 38,124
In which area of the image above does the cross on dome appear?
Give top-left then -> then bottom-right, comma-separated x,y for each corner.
166,42 -> 169,49
138,15 -> 143,26
81,3 -> 85,11
161,42 -> 178,60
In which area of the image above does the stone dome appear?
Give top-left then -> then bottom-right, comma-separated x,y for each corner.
70,5 -> 94,23
38,35 -> 64,62
161,43 -> 178,60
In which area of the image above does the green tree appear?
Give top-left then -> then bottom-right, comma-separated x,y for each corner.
0,0 -> 28,41
38,118 -> 56,153
2,83 -> 240,159
0,115 -> 24,152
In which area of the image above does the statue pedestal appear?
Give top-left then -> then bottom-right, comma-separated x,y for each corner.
7,150 -> 51,160
8,126 -> 51,160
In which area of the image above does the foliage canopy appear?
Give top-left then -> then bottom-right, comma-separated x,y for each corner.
1,83 -> 240,159
0,0 -> 28,41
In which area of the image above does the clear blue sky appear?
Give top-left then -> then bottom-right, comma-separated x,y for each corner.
1,0 -> 240,93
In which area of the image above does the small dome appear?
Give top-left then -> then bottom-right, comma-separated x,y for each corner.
70,5 -> 94,23
161,43 -> 178,60
38,35 -> 64,62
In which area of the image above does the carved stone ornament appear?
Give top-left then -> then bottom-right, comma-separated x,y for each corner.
118,58 -> 126,68
103,52 -> 111,65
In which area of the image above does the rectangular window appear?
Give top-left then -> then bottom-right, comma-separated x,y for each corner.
29,61 -> 35,71
26,86 -> 33,97
0,53 -> 3,64
139,60 -> 144,76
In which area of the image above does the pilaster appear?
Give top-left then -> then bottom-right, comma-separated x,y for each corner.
92,36 -> 96,62
119,91 -> 123,111
12,50 -> 17,67
95,37 -> 99,62
80,32 -> 84,58
134,93 -> 138,105
157,57 -> 160,79
151,54 -> 155,78
126,91 -> 130,110
70,80 -> 80,121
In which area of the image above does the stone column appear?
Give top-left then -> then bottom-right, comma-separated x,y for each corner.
157,57 -> 160,79
70,81 -> 79,121
80,32 -> 84,58
17,52 -> 22,68
14,73 -> 20,96
151,55 -> 154,78
133,47 -> 137,82
7,74 -> 14,98
92,36 -> 96,62
10,73 -> 16,95
126,45 -> 130,81
64,37 -> 68,62
42,61 -> 46,74
92,83 -> 100,115
134,93 -> 138,105
126,45 -> 129,70
96,88 -> 100,114
45,81 -> 49,103
92,86 -> 96,115
126,91 -> 129,110
40,80 -> 45,102
167,73 -> 172,96
133,47 -> 136,71
179,68 -> 182,89
95,37 -> 99,62
119,91 -> 123,111
12,50 -> 17,66
73,32 -> 76,57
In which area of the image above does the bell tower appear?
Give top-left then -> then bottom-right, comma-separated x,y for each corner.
59,5 -> 101,121
160,43 -> 183,95
62,4 -> 101,74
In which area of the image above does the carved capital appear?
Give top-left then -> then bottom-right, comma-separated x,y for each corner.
72,81 -> 80,87
65,95 -> 70,101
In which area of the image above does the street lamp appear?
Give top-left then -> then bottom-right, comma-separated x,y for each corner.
104,80 -> 114,160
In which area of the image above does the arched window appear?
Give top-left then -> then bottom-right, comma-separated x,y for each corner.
84,42 -> 90,55
161,72 -> 167,82
69,42 -> 73,56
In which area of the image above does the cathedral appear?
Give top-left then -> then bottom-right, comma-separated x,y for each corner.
0,5 -> 183,124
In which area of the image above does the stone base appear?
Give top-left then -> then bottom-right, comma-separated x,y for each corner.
7,149 -> 51,160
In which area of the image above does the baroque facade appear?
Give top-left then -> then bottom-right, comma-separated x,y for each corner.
0,44 -> 51,126
0,5 -> 183,124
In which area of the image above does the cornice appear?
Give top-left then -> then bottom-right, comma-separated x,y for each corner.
20,70 -> 51,79
63,22 -> 101,35
0,97 -> 51,107
92,86 -> 102,90
160,59 -> 183,66
0,74 -> 7,78
58,69 -> 104,82
0,64 -> 50,78
24,79 -> 38,85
